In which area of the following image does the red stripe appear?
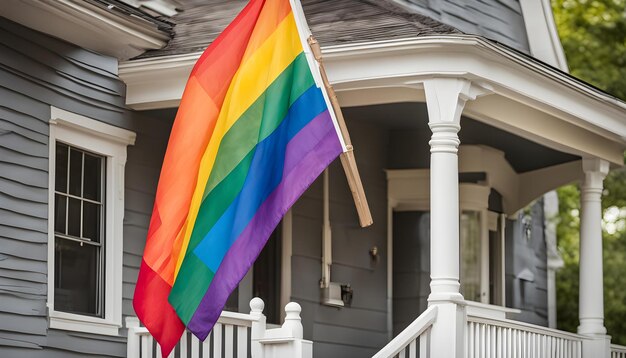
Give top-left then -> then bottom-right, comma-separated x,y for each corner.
192,0 -> 266,102
134,260 -> 185,357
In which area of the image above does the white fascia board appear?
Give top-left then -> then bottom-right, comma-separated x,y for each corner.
119,35 -> 626,153
321,36 -> 626,143
119,52 -> 201,109
1,0 -> 169,60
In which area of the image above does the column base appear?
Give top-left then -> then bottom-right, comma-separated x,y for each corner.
578,318 -> 607,336
428,279 -> 464,304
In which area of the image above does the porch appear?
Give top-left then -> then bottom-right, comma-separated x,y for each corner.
120,35 -> 626,358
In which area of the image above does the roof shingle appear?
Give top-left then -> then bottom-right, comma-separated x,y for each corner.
135,0 -> 459,59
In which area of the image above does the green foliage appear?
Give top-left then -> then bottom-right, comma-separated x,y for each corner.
551,0 -> 626,343
552,0 -> 626,101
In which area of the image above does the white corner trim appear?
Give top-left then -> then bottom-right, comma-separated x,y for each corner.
519,0 -> 569,72
51,107 -> 136,146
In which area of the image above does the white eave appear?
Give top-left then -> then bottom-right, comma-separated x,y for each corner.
119,34 -> 626,164
1,0 -> 170,61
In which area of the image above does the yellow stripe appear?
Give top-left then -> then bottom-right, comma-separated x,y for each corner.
173,12 -> 302,277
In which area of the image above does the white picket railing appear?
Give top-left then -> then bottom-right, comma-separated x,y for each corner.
127,298 -> 312,358
372,305 -> 438,358
466,315 -> 584,358
611,344 -> 626,358
127,311 -> 254,358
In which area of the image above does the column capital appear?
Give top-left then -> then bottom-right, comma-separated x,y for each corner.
582,157 -> 609,179
423,78 -> 492,126
582,158 -> 609,194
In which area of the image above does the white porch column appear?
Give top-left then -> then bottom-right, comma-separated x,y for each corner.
423,78 -> 487,358
578,158 -> 611,357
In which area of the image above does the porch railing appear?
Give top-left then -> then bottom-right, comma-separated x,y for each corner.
126,298 -> 312,358
611,344 -> 626,358
466,314 -> 584,358
372,305 -> 438,358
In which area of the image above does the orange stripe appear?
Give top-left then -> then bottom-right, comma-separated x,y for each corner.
241,0 -> 292,64
142,78 -> 218,273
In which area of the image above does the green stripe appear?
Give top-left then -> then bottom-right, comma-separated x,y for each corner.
203,52 -> 314,200
170,53 -> 315,323
170,149 -> 253,323
168,254 -> 214,324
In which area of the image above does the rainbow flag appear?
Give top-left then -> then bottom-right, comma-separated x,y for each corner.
133,0 -> 344,355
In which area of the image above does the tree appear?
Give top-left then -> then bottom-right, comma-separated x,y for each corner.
552,0 -> 626,101
552,0 -> 626,344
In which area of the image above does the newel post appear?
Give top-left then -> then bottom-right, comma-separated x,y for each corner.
250,297 -> 267,358
423,78 -> 490,358
252,299 -> 312,358
125,316 -> 140,358
578,158 -> 611,357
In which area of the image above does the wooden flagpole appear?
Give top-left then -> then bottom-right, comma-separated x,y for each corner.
307,36 -> 373,228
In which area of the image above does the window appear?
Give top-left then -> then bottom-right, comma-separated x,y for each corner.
47,107 -> 135,335
54,143 -> 105,317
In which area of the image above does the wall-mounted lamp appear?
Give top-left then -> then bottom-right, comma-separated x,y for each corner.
369,246 -> 379,260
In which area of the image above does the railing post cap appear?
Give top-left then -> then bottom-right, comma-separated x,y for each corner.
250,297 -> 265,314
285,302 -> 301,315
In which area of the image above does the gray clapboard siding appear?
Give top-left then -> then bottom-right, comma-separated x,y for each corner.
0,15 -> 170,357
396,0 -> 530,52
120,115 -> 171,318
291,118 -> 390,358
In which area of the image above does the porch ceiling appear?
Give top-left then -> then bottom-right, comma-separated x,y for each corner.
345,102 -> 579,174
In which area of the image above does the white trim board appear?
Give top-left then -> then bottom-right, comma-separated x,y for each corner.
47,107 -> 135,336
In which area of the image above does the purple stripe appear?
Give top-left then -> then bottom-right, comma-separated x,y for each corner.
187,113 -> 342,339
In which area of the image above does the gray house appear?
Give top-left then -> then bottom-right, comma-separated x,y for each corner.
1,1 -> 626,357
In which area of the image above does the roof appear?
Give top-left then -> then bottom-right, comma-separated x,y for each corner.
135,0 -> 459,59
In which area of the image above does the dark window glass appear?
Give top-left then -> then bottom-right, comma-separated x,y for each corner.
69,148 -> 83,196
54,238 -> 100,316
83,153 -> 101,201
54,194 -> 66,234
253,228 -> 281,324
83,202 -> 100,242
67,198 -> 81,237
53,142 -> 105,317
55,143 -> 68,193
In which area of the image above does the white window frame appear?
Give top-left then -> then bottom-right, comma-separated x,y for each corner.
47,107 -> 135,336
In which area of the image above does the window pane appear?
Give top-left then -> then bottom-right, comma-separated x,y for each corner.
460,211 -> 482,302
83,202 -> 101,242
55,143 -> 68,193
83,153 -> 102,201
69,149 -> 83,196
54,194 -> 67,234
54,238 -> 101,316
67,198 -> 81,237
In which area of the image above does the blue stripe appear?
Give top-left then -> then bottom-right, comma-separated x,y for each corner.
193,85 -> 327,271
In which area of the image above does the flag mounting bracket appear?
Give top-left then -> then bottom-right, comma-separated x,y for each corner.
307,35 -> 373,228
